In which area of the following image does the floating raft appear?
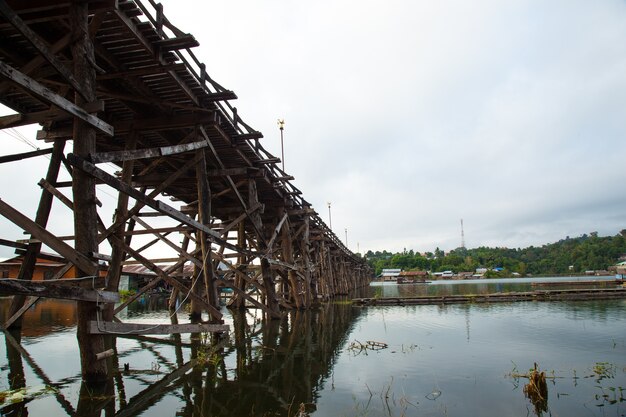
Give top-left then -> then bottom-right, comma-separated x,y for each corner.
531,279 -> 622,287
352,287 -> 626,306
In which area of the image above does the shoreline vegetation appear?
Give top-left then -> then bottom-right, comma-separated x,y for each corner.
365,230 -> 626,278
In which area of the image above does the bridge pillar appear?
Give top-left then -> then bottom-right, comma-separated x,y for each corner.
71,0 -> 107,383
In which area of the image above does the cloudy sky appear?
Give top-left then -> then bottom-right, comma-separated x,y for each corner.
1,0 -> 626,259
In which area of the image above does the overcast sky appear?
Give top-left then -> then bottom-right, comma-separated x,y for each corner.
1,0 -> 626,259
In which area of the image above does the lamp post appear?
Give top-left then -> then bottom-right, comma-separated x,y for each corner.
277,118 -> 285,171
327,202 -> 332,231
345,227 -> 348,249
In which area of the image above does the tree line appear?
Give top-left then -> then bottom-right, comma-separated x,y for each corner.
364,231 -> 626,277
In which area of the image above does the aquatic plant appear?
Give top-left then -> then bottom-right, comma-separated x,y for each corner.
523,363 -> 548,416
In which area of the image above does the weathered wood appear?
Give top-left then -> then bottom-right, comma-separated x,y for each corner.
0,198 -> 98,276
90,138 -> 210,164
0,238 -> 28,249
195,148 -> 219,318
67,152 -> 253,256
0,279 -> 118,303
0,147 -> 53,163
95,349 -> 114,361
0,61 -> 113,136
207,167 -> 260,177
0,1 -> 90,101
8,139 -> 65,330
71,0 -> 108,383
3,296 -> 39,329
89,321 -> 229,335
266,212 -> 289,253
352,288 -> 626,306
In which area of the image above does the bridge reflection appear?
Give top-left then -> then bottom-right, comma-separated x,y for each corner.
1,296 -> 365,416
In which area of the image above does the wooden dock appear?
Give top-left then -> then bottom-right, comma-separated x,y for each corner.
352,287 -> 626,306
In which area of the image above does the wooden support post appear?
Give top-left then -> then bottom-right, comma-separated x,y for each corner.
248,179 -> 280,317
103,133 -> 137,322
70,1 -> 107,383
195,148 -> 219,320
6,140 -> 65,329
279,207 -> 302,309
169,234 -> 190,311
230,221 -> 246,309
300,215 -> 313,307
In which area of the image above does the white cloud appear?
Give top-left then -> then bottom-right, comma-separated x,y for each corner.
2,0 -> 625,258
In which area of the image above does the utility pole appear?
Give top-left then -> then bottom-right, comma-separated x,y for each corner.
460,218 -> 466,249
345,227 -> 348,249
327,202 -> 332,231
277,119 -> 285,171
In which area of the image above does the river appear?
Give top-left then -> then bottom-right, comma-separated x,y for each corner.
1,276 -> 625,416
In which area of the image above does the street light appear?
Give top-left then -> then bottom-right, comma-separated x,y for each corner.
345,227 -> 348,249
277,118 -> 285,171
327,202 -> 332,231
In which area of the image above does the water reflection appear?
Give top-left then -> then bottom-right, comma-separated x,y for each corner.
1,280 -> 625,417
0,297 -> 362,417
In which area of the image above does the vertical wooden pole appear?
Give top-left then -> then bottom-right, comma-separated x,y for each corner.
7,139 -> 65,328
248,179 -> 279,317
230,220 -> 247,309
71,0 -> 107,382
300,215 -> 313,307
103,133 -> 136,322
190,221 -> 203,320
279,207 -> 302,308
169,233 -> 189,311
195,148 -> 219,320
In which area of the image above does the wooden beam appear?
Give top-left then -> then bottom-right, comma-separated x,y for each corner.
0,61 -> 113,136
266,212 -> 289,252
0,279 -> 118,303
88,321 -> 228,335
0,238 -> 27,249
3,296 -> 39,329
0,198 -> 98,275
207,167 -> 260,177
0,100 -> 104,129
90,138 -> 209,164
67,153 -> 253,255
0,148 -> 52,164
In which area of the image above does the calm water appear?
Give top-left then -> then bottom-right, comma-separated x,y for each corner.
1,277 -> 625,417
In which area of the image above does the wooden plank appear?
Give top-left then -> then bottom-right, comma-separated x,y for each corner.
0,279 -> 118,303
96,63 -> 186,80
89,321 -> 228,335
0,198 -> 98,275
0,61 -> 113,136
90,138 -> 209,164
109,113 -> 215,135
153,34 -> 199,51
0,147 -> 53,164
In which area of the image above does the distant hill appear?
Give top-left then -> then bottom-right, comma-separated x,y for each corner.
365,230 -> 626,276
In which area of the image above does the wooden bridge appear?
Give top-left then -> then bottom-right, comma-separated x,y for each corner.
0,0 -> 371,381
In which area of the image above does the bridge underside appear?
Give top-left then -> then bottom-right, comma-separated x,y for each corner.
0,0 -> 371,379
